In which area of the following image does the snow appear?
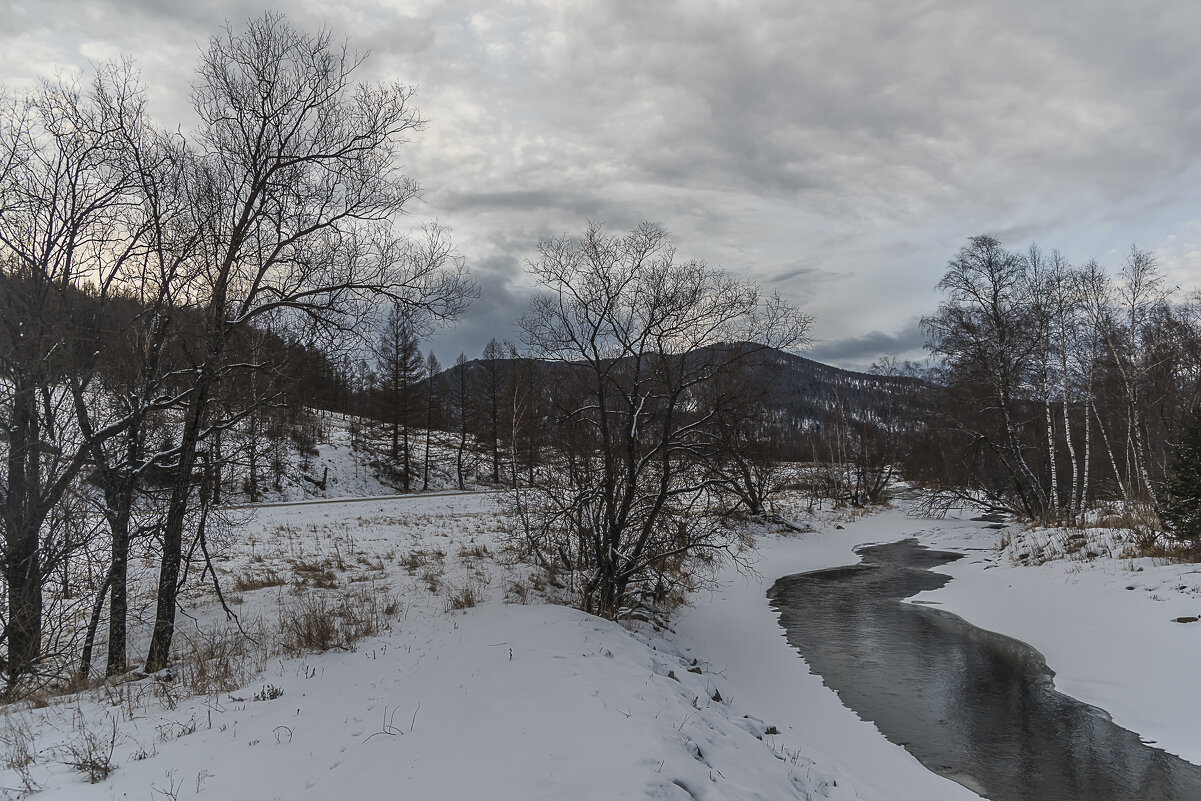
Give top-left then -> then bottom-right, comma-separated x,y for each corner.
3,490 -> 1198,800
671,512 -> 985,801
908,519 -> 1201,763
0,494 -> 838,800
672,503 -> 1201,798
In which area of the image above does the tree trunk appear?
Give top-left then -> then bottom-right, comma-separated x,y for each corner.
1061,359 -> 1079,520
4,386 -> 43,690
4,532 -> 42,689
456,426 -> 467,491
79,562 -> 116,682
145,387 -> 205,674
106,511 -> 132,676
1091,397 -> 1129,505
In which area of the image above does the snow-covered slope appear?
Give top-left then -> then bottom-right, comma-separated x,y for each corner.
0,494 -> 843,800
227,411 -> 485,504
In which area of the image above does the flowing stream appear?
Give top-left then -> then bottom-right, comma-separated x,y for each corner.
768,539 -> 1201,800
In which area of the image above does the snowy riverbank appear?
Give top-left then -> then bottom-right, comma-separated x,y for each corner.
3,496 -> 1196,800
911,515 -> 1201,764
0,494 -> 839,800
673,504 -> 1201,798
671,510 -> 985,801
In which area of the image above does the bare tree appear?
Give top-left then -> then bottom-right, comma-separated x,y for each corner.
143,14 -> 473,673
75,125 -> 200,678
919,235 -> 1201,528
923,235 -> 1050,519
511,222 -> 810,619
695,351 -> 791,517
0,63 -> 154,688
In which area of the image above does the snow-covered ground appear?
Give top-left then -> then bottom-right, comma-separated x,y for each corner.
3,493 -> 1198,800
673,503 -> 1201,798
232,412 -> 475,504
0,494 -> 841,800
912,517 -> 1201,764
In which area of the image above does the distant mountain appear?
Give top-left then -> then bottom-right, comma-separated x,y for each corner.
749,347 -> 927,430
426,343 -> 928,434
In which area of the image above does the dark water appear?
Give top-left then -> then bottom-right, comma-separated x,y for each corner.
768,540 -> 1201,801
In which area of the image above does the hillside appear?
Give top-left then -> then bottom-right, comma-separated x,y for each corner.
430,344 -> 928,434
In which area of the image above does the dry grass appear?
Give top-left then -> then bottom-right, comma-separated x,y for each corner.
456,543 -> 491,560
399,547 -> 445,573
1002,520 -> 1198,566
418,565 -> 445,594
174,622 -> 270,696
2,711 -> 40,795
231,567 -> 287,592
443,579 -> 487,612
289,558 -> 340,589
504,577 -> 530,604
58,712 -> 118,784
279,585 -> 399,653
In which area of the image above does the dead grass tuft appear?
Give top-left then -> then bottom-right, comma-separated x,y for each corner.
59,713 -> 118,784
443,579 -> 487,612
279,585 -> 399,653
290,558 -> 339,589
232,567 -> 287,592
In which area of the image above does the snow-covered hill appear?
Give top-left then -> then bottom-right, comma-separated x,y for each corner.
0,494 -> 846,800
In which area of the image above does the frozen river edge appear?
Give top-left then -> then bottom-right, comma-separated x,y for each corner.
670,506 -> 1201,800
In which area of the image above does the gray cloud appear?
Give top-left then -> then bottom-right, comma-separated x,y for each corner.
7,0 -> 1201,365
426,252 -> 529,364
808,319 -> 927,372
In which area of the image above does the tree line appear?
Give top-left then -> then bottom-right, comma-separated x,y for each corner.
915,235 -> 1201,531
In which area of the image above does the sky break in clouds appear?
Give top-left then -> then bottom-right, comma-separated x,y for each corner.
3,0 -> 1201,369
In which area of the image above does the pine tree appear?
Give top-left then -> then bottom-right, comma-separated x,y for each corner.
450,353 -> 472,490
1159,410 -> 1201,540
478,338 -> 507,484
375,303 -> 425,490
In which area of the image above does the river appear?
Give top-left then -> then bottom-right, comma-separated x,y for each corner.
768,539 -> 1201,800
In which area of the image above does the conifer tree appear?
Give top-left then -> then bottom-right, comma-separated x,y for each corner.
1159,410 -> 1201,540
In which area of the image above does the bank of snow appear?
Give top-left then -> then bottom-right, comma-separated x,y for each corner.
0,494 -> 842,801
10,496 -> 1196,801
669,503 -> 1201,801
910,518 -> 1201,764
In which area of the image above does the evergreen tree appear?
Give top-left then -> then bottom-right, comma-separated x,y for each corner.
1159,410 -> 1201,540
375,303 -> 425,490
477,338 -> 507,484
450,353 -> 472,489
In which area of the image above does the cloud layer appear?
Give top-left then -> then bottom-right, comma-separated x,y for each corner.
5,0 -> 1200,369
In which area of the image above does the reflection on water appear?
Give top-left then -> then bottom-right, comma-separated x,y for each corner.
769,540 -> 1201,801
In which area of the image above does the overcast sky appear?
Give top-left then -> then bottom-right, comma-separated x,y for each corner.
4,0 -> 1200,370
